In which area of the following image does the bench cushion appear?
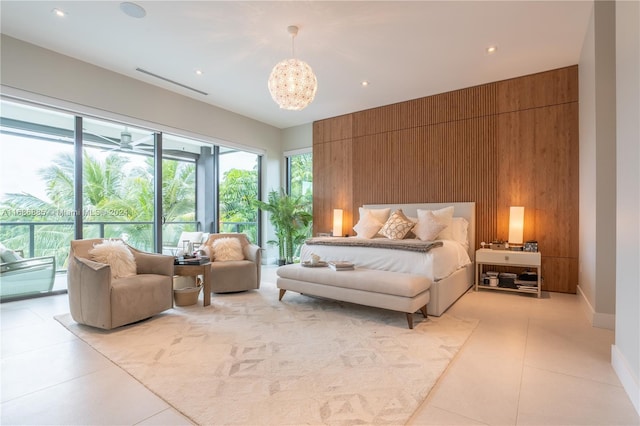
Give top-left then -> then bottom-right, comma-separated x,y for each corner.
276,264 -> 431,298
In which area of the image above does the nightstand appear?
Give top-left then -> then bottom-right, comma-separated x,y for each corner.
475,248 -> 542,298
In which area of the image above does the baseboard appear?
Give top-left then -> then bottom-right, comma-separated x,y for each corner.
576,285 -> 616,330
612,344 -> 640,416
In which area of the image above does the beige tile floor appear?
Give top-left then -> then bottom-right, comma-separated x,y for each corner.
1,266 -> 638,425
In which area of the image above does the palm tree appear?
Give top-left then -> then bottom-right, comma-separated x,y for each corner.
0,151 -> 197,267
254,189 -> 312,264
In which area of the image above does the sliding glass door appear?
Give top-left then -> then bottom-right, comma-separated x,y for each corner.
0,101 -> 76,297
218,148 -> 260,244
81,118 -> 156,251
0,98 -> 263,300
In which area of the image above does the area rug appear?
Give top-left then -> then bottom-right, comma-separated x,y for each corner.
55,279 -> 478,425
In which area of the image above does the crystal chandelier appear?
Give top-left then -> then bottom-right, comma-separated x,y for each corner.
268,25 -> 318,111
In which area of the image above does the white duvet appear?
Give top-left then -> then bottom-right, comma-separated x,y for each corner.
300,238 -> 471,282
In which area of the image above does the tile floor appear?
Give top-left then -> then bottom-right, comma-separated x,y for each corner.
1,266 -> 638,425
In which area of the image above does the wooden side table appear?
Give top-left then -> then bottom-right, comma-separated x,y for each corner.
475,248 -> 542,298
173,262 -> 212,306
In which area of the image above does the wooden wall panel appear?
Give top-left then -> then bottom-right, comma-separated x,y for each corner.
497,65 -> 578,113
313,66 -> 578,293
312,117 -> 354,235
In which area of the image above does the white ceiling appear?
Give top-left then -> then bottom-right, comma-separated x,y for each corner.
0,1 -> 593,130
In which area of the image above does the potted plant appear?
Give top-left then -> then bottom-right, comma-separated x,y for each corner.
254,189 -> 312,265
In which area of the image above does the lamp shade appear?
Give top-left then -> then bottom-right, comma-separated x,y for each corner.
332,209 -> 343,237
508,206 -> 525,244
268,59 -> 317,111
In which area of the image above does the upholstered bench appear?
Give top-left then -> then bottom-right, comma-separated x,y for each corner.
276,264 -> 432,329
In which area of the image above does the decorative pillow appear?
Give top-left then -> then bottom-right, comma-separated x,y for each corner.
415,206 -> 455,240
403,216 -> 419,239
211,237 -> 244,261
0,247 -> 22,263
353,210 -> 384,239
89,239 -> 137,279
451,217 -> 470,249
200,244 -> 212,258
359,207 -> 390,224
380,209 -> 415,240
413,210 -> 447,241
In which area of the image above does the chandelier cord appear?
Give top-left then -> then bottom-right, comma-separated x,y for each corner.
268,25 -> 317,111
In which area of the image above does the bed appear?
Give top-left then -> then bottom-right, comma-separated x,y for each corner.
299,202 -> 476,316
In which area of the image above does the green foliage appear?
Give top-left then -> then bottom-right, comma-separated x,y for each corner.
289,152 -> 313,204
0,151 -> 196,267
253,189 -> 312,263
218,167 -> 259,243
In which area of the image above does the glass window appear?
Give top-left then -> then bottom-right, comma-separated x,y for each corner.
218,148 -> 260,244
287,151 -> 313,206
285,151 -> 313,259
161,133 -> 202,253
81,118 -> 155,252
0,98 -> 264,300
0,100 -> 75,297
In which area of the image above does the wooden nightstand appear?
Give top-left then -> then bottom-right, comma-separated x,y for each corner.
475,248 -> 542,298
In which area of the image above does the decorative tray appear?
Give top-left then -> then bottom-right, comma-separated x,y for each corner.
301,260 -> 328,267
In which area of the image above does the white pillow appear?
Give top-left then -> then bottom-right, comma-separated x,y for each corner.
380,209 -> 415,240
211,237 -> 244,261
451,217 -> 470,249
353,209 -> 385,239
359,207 -> 391,224
415,206 -> 455,240
413,210 -> 447,241
89,239 -> 137,279
0,247 -> 22,263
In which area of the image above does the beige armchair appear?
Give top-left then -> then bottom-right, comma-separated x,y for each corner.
203,233 -> 261,293
68,239 -> 174,330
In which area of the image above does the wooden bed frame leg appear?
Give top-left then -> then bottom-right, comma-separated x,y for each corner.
420,305 -> 428,318
406,313 -> 414,329
278,289 -> 286,301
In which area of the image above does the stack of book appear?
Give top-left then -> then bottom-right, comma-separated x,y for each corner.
328,261 -> 354,271
174,256 -> 210,265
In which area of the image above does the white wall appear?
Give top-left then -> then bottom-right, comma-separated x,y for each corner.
613,0 -> 640,414
578,1 -> 617,329
0,34 -> 284,249
282,123 -> 313,153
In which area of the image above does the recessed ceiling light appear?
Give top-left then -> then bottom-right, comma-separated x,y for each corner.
361,81 -> 369,87
486,45 -> 498,55
120,2 -> 146,19
52,8 -> 66,17
195,69 -> 203,76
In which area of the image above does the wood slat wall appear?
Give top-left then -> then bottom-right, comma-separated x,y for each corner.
313,66 -> 579,293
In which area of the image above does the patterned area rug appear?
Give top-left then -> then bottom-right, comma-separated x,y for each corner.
55,279 -> 477,425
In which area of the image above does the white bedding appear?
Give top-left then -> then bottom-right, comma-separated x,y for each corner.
300,238 -> 471,282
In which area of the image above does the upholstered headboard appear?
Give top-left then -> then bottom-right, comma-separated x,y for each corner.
363,202 -> 476,262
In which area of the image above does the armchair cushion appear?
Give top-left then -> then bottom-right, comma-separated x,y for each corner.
1,248 -> 22,263
88,239 -> 137,279
202,233 -> 262,293
211,237 -> 244,261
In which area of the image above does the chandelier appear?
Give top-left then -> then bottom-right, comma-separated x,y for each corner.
268,25 -> 318,111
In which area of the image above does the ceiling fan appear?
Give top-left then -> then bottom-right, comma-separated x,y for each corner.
84,127 -> 154,155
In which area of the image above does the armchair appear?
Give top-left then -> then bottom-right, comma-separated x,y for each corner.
202,233 -> 261,293
68,239 -> 174,330
0,245 -> 55,300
